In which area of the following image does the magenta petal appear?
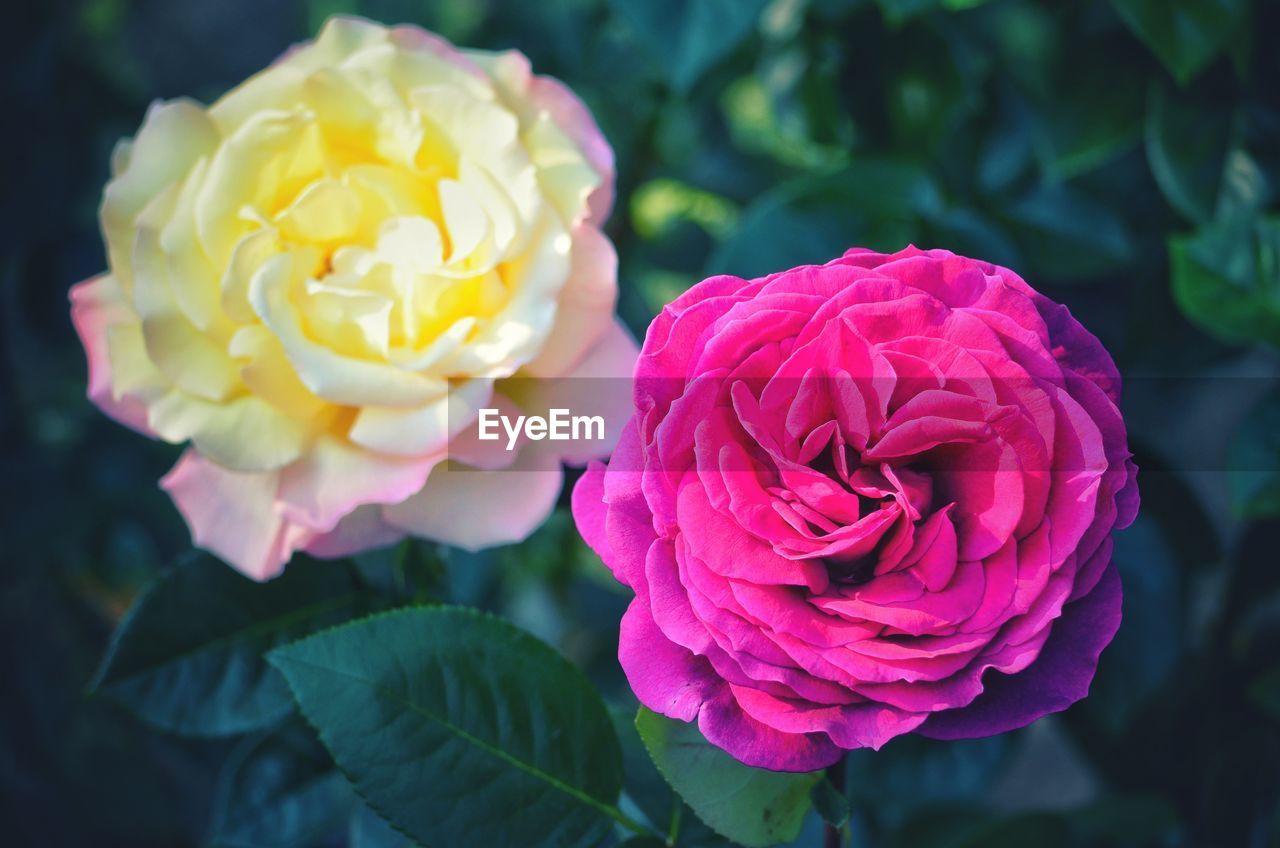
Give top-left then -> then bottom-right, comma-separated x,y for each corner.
582,245 -> 1138,768
697,689 -> 843,773
571,461 -> 613,562
619,599 -> 719,722
917,561 -> 1122,739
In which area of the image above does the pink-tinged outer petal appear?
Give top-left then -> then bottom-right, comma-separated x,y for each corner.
917,561 -> 1123,739
388,20 -> 487,77
69,276 -> 154,436
482,47 -> 616,224
304,504 -> 406,558
524,318 -> 640,465
526,72 -> 615,223
160,450 -> 312,581
381,445 -> 564,551
447,392 -> 527,470
276,436 -> 436,533
523,225 -> 620,379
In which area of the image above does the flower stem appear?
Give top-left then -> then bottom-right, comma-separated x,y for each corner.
823,754 -> 848,848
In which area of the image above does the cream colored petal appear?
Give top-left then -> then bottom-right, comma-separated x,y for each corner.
375,215 -> 444,272
209,62 -> 307,134
101,99 -> 219,292
147,387 -> 312,472
285,15 -> 391,73
349,376 -> 493,457
523,222 -> 618,378
222,228 -> 282,324
195,109 -> 322,264
303,278 -> 394,359
470,48 -> 613,223
275,178 -> 363,243
133,223 -> 241,402
458,156 -> 519,256
439,208 -> 570,375
438,178 -> 491,264
524,111 -> 600,226
156,159 -> 236,337
229,325 -> 328,419
106,319 -> 170,404
381,445 -> 563,552
346,163 -> 442,223
388,316 -> 476,371
249,251 -> 445,407
410,83 -> 517,155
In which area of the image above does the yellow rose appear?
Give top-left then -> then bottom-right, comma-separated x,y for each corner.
70,16 -> 636,579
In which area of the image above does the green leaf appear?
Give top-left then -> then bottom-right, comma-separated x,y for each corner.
1036,57 -> 1144,180
1170,214 -> 1280,346
632,178 -> 739,241
1003,183 -> 1134,279
268,607 -> 632,848
845,733 -> 1008,823
635,707 -> 820,848
709,162 -> 940,279
720,45 -> 855,170
1229,390 -> 1280,518
206,722 -> 354,848
90,553 -> 376,736
875,0 -> 943,27
1085,513 -> 1182,732
810,776 -> 850,829
1248,665 -> 1280,723
349,804 -> 420,848
1075,794 -> 1181,843
611,0 -> 769,92
351,539 -> 445,602
1145,81 -> 1234,223
611,705 -> 678,834
609,705 -> 731,847
921,206 -> 1022,270
1109,0 -> 1248,83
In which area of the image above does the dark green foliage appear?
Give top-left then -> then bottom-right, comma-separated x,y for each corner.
269,607 -> 630,848
206,722 -> 355,847
90,553 -> 379,736
5,0 -> 1280,846
636,708 -> 821,847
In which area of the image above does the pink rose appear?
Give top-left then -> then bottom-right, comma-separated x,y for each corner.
573,247 -> 1139,771
70,18 -> 636,580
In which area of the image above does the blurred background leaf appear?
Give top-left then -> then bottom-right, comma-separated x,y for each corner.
90,553 -> 379,737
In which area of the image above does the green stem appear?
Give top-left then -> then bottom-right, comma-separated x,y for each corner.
666,800 -> 682,847
823,755 -> 848,848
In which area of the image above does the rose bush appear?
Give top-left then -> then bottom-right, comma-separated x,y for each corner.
71,16 -> 636,580
574,247 -> 1139,771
